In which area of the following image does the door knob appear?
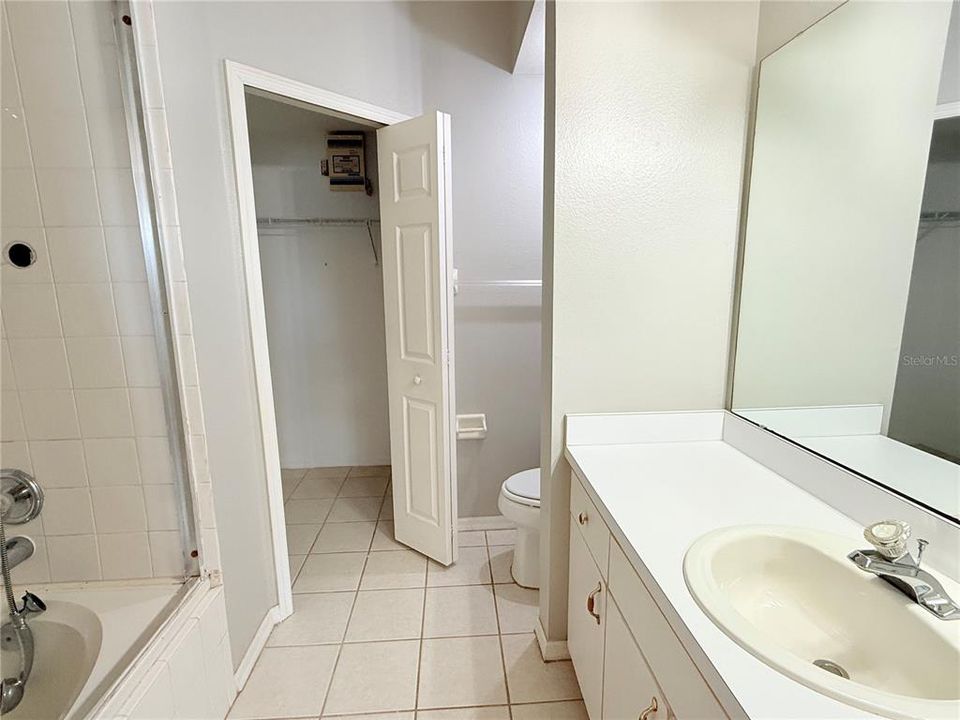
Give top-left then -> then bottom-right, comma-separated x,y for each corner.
413,375 -> 422,385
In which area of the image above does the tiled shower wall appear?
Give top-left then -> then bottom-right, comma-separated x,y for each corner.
0,0 -> 193,583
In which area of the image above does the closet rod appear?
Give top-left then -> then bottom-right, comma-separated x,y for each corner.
256,217 -> 381,226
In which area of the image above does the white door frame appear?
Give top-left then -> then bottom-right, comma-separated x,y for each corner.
223,60 -> 411,620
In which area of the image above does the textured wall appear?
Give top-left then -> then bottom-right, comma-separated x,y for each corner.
541,0 -> 759,641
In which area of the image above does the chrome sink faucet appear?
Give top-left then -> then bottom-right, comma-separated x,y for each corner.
848,520 -> 960,621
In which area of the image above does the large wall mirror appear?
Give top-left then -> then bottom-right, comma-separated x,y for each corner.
732,0 -> 960,521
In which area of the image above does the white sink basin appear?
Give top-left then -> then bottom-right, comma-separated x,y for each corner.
684,525 -> 960,719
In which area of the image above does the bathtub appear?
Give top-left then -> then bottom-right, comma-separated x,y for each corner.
1,581 -> 186,720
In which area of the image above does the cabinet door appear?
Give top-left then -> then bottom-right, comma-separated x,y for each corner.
603,596 -> 671,720
568,516 -> 605,719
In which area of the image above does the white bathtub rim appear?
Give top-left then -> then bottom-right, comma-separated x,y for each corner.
78,577 -> 203,720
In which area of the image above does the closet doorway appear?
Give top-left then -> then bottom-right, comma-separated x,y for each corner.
225,64 -> 459,619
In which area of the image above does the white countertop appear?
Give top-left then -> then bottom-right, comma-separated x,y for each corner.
565,438 -> 884,719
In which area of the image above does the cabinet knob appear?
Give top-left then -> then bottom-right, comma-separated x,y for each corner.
578,512 -> 588,525
413,375 -> 422,385
586,582 -> 601,624
639,696 -> 658,720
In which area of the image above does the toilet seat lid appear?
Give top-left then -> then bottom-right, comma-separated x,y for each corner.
504,469 -> 540,503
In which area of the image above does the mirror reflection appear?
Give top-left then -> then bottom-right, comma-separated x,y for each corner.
732,0 -> 960,520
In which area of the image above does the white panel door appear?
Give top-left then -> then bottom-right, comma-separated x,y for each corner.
377,111 -> 457,566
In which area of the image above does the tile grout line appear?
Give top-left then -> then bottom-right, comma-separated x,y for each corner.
487,537 -> 515,720
412,529 -> 430,719
318,466 -> 373,719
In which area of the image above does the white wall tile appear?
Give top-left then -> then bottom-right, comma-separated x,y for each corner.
67,336 -> 126,388
43,487 -> 95,535
0,228 -> 53,284
74,39 -> 124,110
6,0 -> 85,111
92,485 -> 147,533
47,226 -> 110,282
47,533 -> 101,581
113,282 -> 153,335
68,0 -> 117,51
0,340 -> 14,390
137,436 -> 175,485
1,391 -> 25,441
104,226 -> 147,280
2,106 -> 32,168
87,104 -> 132,168
0,167 -> 42,226
75,387 -> 134,437
131,387 -> 166,436
97,167 -> 139,225
27,108 -> 93,168
0,18 -> 21,109
19,388 -> 79,439
58,283 -> 118,336
1,284 -> 62,337
99,531 -> 152,580
121,335 -> 161,387
30,439 -> 88,487
143,483 -> 178,531
36,168 -> 102,226
148,530 -> 182,576
0,440 -> 31,471
8,338 -> 71,389
85,437 -> 140,485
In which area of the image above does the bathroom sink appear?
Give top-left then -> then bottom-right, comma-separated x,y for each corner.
684,526 -> 960,719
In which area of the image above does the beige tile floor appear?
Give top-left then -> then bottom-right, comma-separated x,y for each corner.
228,466 -> 585,720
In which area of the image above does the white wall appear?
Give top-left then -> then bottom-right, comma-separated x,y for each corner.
248,97 -> 390,468
732,0 -> 952,425
151,1 -> 542,666
541,1 -> 759,641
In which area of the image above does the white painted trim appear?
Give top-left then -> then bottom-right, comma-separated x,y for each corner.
534,617 -> 570,661
934,100 -> 960,119
222,60 -> 413,622
458,515 -> 515,531
233,605 -> 280,691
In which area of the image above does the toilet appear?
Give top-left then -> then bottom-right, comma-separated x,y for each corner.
497,468 -> 540,589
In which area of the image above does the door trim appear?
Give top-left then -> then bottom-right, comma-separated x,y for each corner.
223,60 -> 411,620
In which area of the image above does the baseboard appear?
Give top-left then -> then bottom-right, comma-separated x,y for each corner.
234,605 -> 280,691
459,515 -> 514,531
534,617 -> 570,661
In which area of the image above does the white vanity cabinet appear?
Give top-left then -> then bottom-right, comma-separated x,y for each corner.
568,471 -> 729,720
568,516 -> 606,718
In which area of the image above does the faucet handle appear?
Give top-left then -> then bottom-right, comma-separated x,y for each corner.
864,520 -> 911,559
